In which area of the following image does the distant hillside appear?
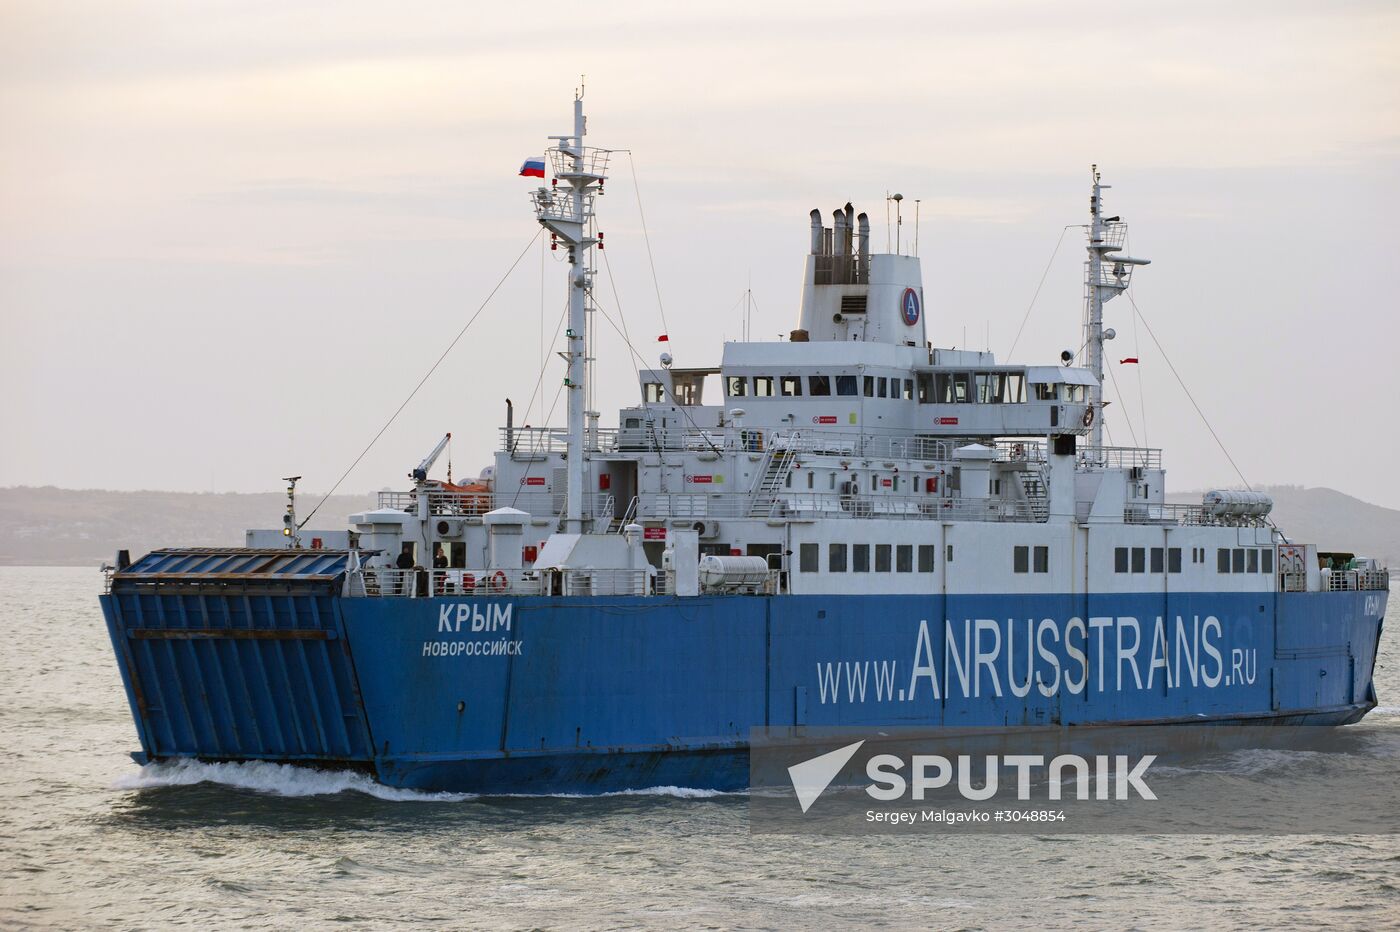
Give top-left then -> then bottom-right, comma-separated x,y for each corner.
0,487 -> 376,566
1168,485 -> 1400,567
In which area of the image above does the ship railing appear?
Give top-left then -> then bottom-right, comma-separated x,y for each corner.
559,568 -> 659,597
357,567 -> 545,598
1324,569 -> 1390,592
349,567 -> 672,598
507,425 -> 963,461
1078,446 -> 1162,470
1122,504 -> 1268,528
374,490 -> 612,519
639,491 -> 1034,522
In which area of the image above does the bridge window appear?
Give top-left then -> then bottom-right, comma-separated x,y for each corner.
897,545 -> 913,572
1034,546 -> 1049,573
1002,373 -> 1026,403
1014,545 -> 1030,573
1151,547 -> 1164,573
1233,548 -> 1246,573
753,376 -> 774,397
829,543 -> 847,573
935,373 -> 951,402
853,544 -> 870,572
644,382 -> 665,403
1168,547 -> 1182,573
877,377 -> 888,398
1218,548 -> 1230,573
876,544 -> 892,572
799,543 -> 819,573
1262,549 -> 1274,574
976,373 -> 1003,404
1248,549 -> 1259,573
726,376 -> 747,397
1034,383 -> 1057,401
836,375 -> 858,396
1132,547 -> 1146,573
919,545 -> 937,572
1065,384 -> 1086,403
952,373 -> 970,402
902,379 -> 914,400
780,376 -> 802,397
917,374 -> 931,402
863,376 -> 875,397
809,375 -> 831,396
1115,547 -> 1129,573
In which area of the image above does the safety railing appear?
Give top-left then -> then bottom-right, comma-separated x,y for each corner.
350,566 -> 667,598
357,568 -> 544,598
1080,446 -> 1163,470
1123,504 -> 1268,528
1325,569 -> 1390,592
375,490 -> 611,518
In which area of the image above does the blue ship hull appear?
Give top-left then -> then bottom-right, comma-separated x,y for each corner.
100,577 -> 1385,794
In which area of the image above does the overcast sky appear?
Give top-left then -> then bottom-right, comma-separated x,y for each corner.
3,0 -> 1398,508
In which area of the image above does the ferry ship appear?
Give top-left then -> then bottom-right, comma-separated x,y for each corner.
99,94 -> 1389,793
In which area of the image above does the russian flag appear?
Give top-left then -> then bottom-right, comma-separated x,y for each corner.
519,157 -> 545,179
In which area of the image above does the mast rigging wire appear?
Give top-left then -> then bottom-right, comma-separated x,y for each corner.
1126,292 -> 1252,491
1005,225 -> 1073,360
623,152 -> 672,343
297,229 -> 543,529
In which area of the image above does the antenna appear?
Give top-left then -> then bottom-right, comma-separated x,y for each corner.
530,92 -> 608,533
891,193 -> 903,255
914,198 -> 921,256
281,476 -> 302,548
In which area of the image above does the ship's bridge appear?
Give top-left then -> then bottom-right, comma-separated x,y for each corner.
626,341 -> 1095,438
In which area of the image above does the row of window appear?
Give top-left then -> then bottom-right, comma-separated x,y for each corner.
1013,545 -> 1050,574
723,372 -> 1079,404
1217,547 -> 1274,574
798,543 -> 941,574
1112,546 -> 1275,575
1114,546 -> 1183,574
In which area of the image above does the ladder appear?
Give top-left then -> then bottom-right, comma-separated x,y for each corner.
1018,469 -> 1050,522
748,434 -> 801,517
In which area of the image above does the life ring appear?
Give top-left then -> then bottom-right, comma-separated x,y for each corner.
1082,406 -> 1095,428
489,570 -> 509,593
461,573 -> 476,592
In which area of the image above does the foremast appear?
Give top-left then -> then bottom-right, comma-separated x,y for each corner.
1083,165 -> 1150,448
531,89 -> 610,533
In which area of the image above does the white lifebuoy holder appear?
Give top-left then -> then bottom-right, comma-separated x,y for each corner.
1082,406 -> 1095,428
490,570 -> 509,593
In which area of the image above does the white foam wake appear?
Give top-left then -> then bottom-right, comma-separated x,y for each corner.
111,759 -> 474,802
533,785 -> 734,800
111,760 -> 733,801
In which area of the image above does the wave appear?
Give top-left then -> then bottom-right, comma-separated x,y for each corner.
111,760 -> 733,801
111,759 -> 474,802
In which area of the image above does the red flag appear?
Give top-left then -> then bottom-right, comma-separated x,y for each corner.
1120,357 -> 1139,364
657,334 -> 669,342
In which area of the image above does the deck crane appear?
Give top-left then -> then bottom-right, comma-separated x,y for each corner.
411,433 -> 451,483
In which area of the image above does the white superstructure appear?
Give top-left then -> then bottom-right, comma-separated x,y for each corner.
330,98 -> 1386,603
